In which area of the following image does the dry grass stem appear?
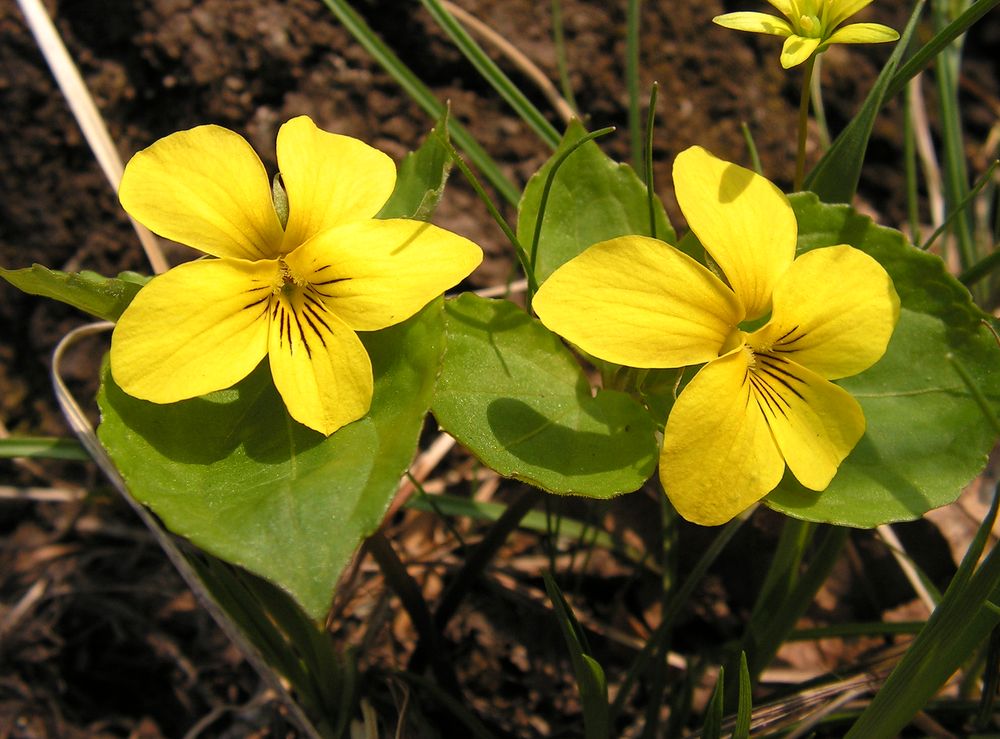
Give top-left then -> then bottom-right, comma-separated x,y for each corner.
15,0 -> 168,275
441,0 -> 575,125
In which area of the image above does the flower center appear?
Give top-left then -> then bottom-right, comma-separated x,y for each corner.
798,13 -> 821,35
275,257 -> 306,296
719,326 -> 749,357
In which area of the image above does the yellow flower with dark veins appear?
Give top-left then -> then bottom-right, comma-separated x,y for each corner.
111,116 -> 482,436
533,147 -> 899,526
714,0 -> 899,69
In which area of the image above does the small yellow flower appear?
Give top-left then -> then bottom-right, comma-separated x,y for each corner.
111,116 -> 482,435
533,147 -> 899,525
714,0 -> 900,69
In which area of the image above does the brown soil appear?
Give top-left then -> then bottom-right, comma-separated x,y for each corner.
1,0 -> 997,736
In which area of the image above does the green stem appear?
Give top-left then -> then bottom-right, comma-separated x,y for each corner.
437,131 -> 537,294
526,126 -> 616,312
644,82 -> 659,239
904,82 -> 922,244
794,55 -> 816,192
741,122 -> 763,175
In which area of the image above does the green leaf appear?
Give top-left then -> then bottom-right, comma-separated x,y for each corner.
431,294 -> 658,498
734,652 -> 752,739
97,300 -> 445,618
803,0 -> 924,202
765,194 -> 1000,527
517,120 -> 675,285
0,265 -> 149,321
0,437 -> 88,461
701,667 -> 725,739
377,115 -> 452,220
543,572 -> 609,739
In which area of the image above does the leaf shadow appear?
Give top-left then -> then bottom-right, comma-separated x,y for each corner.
485,395 -> 655,481
100,362 -> 324,466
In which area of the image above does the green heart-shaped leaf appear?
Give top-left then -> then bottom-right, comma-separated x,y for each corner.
766,194 -> 1000,527
377,114 -> 452,220
517,120 -> 675,285
431,294 -> 657,497
97,300 -> 444,618
1,265 -> 149,320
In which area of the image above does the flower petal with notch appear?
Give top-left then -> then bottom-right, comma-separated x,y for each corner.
533,146 -> 899,525
111,116 -> 482,435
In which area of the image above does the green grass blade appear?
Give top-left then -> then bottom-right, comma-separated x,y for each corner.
790,621 -> 924,640
904,83 -> 922,243
419,0 -> 561,149
320,0 -> 519,205
609,513 -> 749,724
740,122 -> 763,175
543,572 -> 610,739
961,246 -> 1000,287
932,0 -> 976,270
748,526 -> 849,675
733,653 -> 752,739
0,436 -> 88,461
701,667 -> 725,739
803,0 -> 925,202
645,82 -> 660,238
845,485 -> 1000,738
885,0 -> 1000,100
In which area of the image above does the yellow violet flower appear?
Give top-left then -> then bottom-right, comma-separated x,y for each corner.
111,116 -> 482,436
533,147 -> 899,525
714,0 -> 900,69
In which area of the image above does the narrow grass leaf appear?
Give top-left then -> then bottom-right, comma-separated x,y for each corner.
885,0 -> 1000,100
734,653 -> 752,739
932,0 -> 976,270
0,437 -> 88,461
845,485 -> 1000,738
320,0 -> 519,205
543,572 -> 610,739
419,0 -> 561,148
702,668 -> 725,739
804,0 -> 925,203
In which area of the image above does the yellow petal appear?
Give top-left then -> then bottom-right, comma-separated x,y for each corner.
111,258 -> 274,401
828,0 -> 873,28
765,0 -> 795,19
713,12 -> 794,36
780,34 -> 822,67
660,349 -> 786,526
673,147 -> 796,320
824,22 -> 900,44
277,116 -> 397,251
750,245 -> 900,379
285,218 -> 482,332
534,236 -> 743,368
748,353 -> 865,490
267,288 -> 373,435
119,125 -> 284,260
